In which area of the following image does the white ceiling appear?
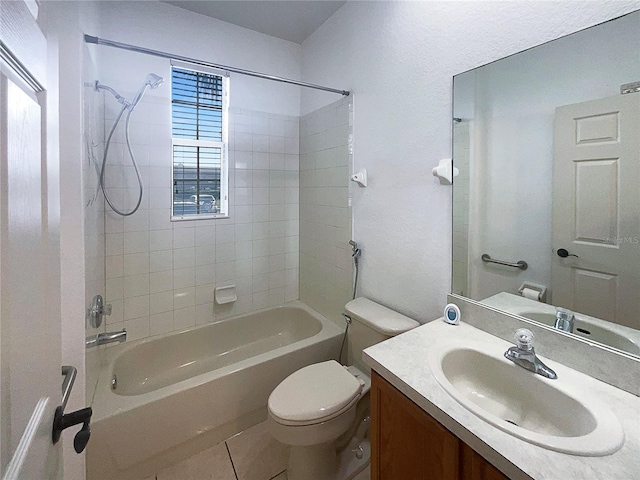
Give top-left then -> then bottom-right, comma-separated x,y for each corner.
162,1 -> 346,44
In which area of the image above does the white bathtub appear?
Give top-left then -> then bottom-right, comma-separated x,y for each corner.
87,301 -> 342,480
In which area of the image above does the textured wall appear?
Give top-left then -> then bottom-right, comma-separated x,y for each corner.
97,1 -> 301,117
300,1 -> 640,322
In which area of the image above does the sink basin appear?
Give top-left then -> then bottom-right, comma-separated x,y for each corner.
512,309 -> 640,356
429,343 -> 624,456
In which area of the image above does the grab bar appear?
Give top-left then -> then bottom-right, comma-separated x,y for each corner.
481,254 -> 528,270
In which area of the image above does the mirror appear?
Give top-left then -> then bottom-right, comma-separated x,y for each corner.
452,11 -> 640,358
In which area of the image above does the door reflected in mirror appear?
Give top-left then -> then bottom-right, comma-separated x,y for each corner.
452,10 -> 640,357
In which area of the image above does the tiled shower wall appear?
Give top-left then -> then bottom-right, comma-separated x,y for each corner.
299,96 -> 353,326
102,93 -> 299,342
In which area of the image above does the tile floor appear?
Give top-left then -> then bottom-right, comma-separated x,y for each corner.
138,420 -> 370,480
145,421 -> 289,480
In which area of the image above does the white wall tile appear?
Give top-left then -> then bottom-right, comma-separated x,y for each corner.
124,231 -> 149,254
150,291 -> 174,314
124,253 -> 150,276
216,224 -> 235,244
195,303 -> 214,324
174,267 -> 195,289
150,311 -> 174,336
124,295 -> 150,320
106,233 -> 124,256
106,108 -> 300,342
195,225 -> 216,246
150,250 -> 173,273
215,261 -> 235,282
195,244 -> 216,266
124,274 -> 150,298
195,283 -> 215,306
174,306 -> 195,330
253,152 -> 270,170
106,277 -> 124,302
174,288 -> 195,310
173,247 -> 195,269
150,229 -> 173,251
196,264 -> 216,285
124,316 -> 150,341
106,255 -> 124,279
150,270 -> 173,293
173,227 -> 195,248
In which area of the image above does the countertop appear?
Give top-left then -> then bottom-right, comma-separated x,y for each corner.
363,319 -> 640,480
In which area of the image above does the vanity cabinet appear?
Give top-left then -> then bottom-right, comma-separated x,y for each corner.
371,371 -> 508,480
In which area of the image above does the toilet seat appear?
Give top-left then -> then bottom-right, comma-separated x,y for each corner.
268,360 -> 363,426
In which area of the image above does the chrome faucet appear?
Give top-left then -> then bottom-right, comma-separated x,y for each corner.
86,329 -> 127,348
504,329 -> 557,379
554,307 -> 574,333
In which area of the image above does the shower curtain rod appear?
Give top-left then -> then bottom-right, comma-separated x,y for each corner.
84,35 -> 350,96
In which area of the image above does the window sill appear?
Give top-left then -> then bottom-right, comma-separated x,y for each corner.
171,214 -> 230,222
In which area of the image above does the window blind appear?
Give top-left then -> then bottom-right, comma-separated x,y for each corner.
172,67 -> 223,141
171,66 -> 228,218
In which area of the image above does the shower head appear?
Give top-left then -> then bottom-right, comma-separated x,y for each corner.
131,72 -> 164,108
145,73 -> 163,89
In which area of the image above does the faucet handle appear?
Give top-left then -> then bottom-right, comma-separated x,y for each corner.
555,307 -> 574,320
514,328 -> 534,351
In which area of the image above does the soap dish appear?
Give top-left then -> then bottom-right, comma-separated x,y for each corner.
215,285 -> 237,305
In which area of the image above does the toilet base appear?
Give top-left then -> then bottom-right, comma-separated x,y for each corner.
287,442 -> 338,480
337,438 -> 370,480
286,438 -> 370,480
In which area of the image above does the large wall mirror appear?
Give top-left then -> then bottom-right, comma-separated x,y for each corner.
452,11 -> 640,358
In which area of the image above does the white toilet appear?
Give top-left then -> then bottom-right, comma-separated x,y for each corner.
267,297 -> 419,480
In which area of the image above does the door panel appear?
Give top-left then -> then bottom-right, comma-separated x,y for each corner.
552,93 -> 640,329
0,1 -> 63,478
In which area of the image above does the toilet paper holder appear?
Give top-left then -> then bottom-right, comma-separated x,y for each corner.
518,283 -> 547,303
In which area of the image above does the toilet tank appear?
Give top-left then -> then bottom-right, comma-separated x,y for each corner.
345,297 -> 420,372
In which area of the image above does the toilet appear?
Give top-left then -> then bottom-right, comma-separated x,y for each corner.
268,297 -> 419,480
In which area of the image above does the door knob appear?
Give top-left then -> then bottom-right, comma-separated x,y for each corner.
52,406 -> 92,452
557,248 -> 579,258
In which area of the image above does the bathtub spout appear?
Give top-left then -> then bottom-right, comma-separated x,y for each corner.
86,329 -> 127,348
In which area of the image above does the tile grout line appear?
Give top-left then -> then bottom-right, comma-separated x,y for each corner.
268,469 -> 286,480
225,441 -> 240,480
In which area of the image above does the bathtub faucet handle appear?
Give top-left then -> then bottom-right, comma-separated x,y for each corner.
88,294 -> 112,328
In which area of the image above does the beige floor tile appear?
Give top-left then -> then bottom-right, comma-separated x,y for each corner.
353,466 -> 370,480
157,441 -> 236,480
270,472 -> 287,480
226,421 -> 289,480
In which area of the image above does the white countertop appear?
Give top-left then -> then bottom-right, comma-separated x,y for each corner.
363,319 -> 640,480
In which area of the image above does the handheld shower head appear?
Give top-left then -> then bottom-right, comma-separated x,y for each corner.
145,73 -> 164,89
131,73 -> 164,108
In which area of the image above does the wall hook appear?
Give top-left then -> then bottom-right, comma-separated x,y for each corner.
350,169 -> 367,187
432,158 -> 459,185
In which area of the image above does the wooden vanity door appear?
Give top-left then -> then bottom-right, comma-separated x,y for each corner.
371,371 -> 459,480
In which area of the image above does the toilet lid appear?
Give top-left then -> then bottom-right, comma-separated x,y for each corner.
268,360 -> 362,424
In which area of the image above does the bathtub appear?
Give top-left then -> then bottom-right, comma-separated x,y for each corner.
87,301 -> 342,480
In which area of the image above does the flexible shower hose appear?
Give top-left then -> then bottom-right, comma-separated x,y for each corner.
338,255 -> 360,363
100,103 -> 144,216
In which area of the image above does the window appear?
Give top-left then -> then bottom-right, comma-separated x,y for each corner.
171,65 -> 229,219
